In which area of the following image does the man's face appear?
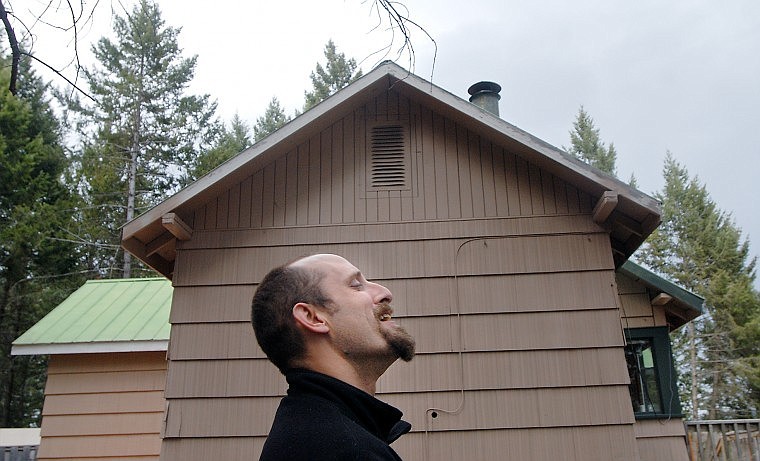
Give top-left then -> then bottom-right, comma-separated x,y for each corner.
293,254 -> 415,364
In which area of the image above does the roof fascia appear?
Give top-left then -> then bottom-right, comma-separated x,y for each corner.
11,340 -> 168,356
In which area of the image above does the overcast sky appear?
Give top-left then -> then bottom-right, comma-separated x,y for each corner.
28,0 -> 760,285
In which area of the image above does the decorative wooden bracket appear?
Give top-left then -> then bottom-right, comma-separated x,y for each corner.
593,191 -> 618,225
652,293 -> 673,306
162,213 -> 193,241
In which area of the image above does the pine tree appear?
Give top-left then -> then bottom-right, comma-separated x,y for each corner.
254,97 -> 290,142
187,114 -> 252,182
566,106 -> 618,176
640,153 -> 760,418
66,0 -> 219,277
303,40 -> 362,111
628,173 -> 639,189
0,54 -> 81,427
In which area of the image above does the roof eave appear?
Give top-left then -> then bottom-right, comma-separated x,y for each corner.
619,261 -> 704,329
11,339 -> 169,356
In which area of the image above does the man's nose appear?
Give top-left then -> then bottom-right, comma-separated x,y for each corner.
369,281 -> 393,304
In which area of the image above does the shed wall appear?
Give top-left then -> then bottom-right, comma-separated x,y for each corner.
163,91 -> 639,460
38,352 -> 166,460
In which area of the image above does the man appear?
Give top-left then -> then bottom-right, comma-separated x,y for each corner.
251,253 -> 416,460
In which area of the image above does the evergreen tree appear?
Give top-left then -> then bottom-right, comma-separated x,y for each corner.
254,97 -> 290,142
566,106 -> 618,176
66,0 -> 219,277
0,54 -> 81,427
303,40 -> 362,111
186,114 -> 252,182
628,173 -> 639,189
640,153 -> 760,418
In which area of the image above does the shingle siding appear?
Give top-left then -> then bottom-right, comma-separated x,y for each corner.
162,91 -> 645,460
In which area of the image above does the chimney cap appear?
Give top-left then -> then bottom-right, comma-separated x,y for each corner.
468,81 -> 502,97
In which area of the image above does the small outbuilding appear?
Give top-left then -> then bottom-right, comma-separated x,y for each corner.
12,278 -> 171,461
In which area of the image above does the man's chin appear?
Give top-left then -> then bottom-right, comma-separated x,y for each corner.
388,334 -> 416,362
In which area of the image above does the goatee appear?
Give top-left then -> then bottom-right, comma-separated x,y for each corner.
384,325 -> 416,362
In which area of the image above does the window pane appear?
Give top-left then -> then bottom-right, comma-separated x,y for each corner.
625,338 -> 663,413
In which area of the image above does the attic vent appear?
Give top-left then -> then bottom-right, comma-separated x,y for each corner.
369,124 -> 410,190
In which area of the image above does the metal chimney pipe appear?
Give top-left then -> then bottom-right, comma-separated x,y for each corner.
468,81 -> 501,117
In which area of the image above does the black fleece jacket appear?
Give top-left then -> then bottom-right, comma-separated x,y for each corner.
259,369 -> 411,461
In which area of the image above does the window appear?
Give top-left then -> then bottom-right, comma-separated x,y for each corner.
624,327 -> 683,419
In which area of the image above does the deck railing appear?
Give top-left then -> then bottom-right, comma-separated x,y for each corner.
1,445 -> 37,461
685,419 -> 760,461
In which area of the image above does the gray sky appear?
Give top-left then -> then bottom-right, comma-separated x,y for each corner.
29,0 -> 760,284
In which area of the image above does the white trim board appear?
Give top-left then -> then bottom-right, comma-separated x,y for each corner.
11,340 -> 169,356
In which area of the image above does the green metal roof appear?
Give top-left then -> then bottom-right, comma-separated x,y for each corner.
12,278 -> 171,355
619,261 -> 704,327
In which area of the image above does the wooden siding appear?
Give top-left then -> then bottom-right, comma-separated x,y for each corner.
161,425 -> 637,461
165,221 -> 641,460
38,352 -> 166,461
161,91 -> 643,460
617,272 -> 668,329
634,419 -> 689,461
190,90 -> 593,231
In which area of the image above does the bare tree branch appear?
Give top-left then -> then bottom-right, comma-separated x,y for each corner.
363,0 -> 437,80
2,0 -> 103,97
21,51 -> 96,101
65,0 -> 83,78
0,0 -> 21,94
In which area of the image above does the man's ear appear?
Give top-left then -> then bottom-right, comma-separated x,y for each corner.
292,303 -> 330,334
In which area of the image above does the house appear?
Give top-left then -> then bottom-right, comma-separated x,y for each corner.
12,269 -> 700,460
11,278 -> 171,460
27,61 -> 704,460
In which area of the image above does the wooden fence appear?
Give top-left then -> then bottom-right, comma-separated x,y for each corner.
685,420 -> 760,461
1,445 -> 37,461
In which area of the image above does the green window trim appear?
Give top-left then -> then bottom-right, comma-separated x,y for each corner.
624,326 -> 684,419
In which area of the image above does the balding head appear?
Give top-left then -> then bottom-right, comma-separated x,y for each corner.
251,255 -> 331,373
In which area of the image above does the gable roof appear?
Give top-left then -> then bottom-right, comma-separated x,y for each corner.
619,260 -> 704,329
12,278 -> 171,356
122,61 -> 662,278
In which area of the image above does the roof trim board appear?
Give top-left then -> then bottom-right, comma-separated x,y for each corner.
11,340 -> 169,356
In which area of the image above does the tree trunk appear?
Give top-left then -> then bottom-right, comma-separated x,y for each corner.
123,57 -> 145,278
0,277 -> 17,426
1,282 -> 23,426
689,321 -> 698,418
123,129 -> 137,278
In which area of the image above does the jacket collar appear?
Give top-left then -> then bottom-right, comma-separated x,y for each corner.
285,368 -> 411,443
